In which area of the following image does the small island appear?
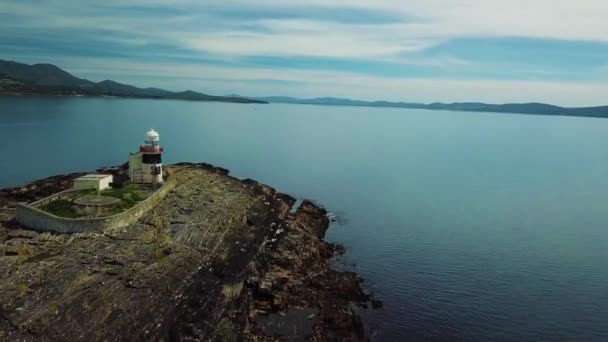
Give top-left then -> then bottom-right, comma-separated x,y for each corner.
0,130 -> 378,341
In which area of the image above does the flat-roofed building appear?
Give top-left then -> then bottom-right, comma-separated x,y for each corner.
73,174 -> 113,191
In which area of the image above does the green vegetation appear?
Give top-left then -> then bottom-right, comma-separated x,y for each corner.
48,303 -> 59,315
39,184 -> 151,218
18,282 -> 29,297
101,184 -> 147,209
41,199 -> 81,218
18,245 -> 32,256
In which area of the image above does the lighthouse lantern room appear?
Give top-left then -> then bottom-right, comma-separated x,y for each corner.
129,129 -> 164,184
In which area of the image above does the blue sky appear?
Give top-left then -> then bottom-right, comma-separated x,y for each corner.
1,0 -> 608,106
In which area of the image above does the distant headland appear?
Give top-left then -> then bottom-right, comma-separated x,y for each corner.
0,59 -> 266,104
2,59 -> 608,118
246,96 -> 608,119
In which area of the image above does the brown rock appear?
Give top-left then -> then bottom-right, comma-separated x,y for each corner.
0,164 -> 371,341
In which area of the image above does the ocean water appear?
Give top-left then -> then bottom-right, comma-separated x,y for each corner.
2,96 -> 608,341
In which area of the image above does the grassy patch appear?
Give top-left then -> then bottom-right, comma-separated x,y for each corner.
38,184 -> 152,218
19,282 -> 29,297
40,199 -> 81,218
18,245 -> 32,256
48,303 -> 59,315
101,185 -> 147,208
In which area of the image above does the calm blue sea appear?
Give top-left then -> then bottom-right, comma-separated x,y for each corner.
2,96 -> 608,341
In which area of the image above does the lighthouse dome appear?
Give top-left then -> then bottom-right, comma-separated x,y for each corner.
147,129 -> 159,141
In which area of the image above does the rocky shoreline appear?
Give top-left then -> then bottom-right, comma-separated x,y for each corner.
0,163 -> 378,341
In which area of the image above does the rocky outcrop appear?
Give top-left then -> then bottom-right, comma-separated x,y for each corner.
0,164 -> 377,341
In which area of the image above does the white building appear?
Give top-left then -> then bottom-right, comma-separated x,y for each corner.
128,129 -> 164,184
73,174 -> 113,191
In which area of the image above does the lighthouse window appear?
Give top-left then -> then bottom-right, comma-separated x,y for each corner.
142,154 -> 162,164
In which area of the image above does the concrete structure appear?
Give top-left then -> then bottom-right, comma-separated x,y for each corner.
129,129 -> 164,185
73,174 -> 113,191
74,195 -> 122,207
16,178 -> 176,233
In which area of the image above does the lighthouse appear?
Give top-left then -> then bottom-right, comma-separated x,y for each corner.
128,129 -> 164,184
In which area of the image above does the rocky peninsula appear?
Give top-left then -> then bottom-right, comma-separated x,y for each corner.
0,163 -> 377,341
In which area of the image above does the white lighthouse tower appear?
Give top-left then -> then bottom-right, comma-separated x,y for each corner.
128,129 -> 164,184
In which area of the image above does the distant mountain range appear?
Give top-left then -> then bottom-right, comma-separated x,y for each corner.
2,59 -> 608,118
0,59 -> 265,104
249,96 -> 608,119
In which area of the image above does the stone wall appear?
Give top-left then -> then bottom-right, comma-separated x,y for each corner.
16,178 -> 177,233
